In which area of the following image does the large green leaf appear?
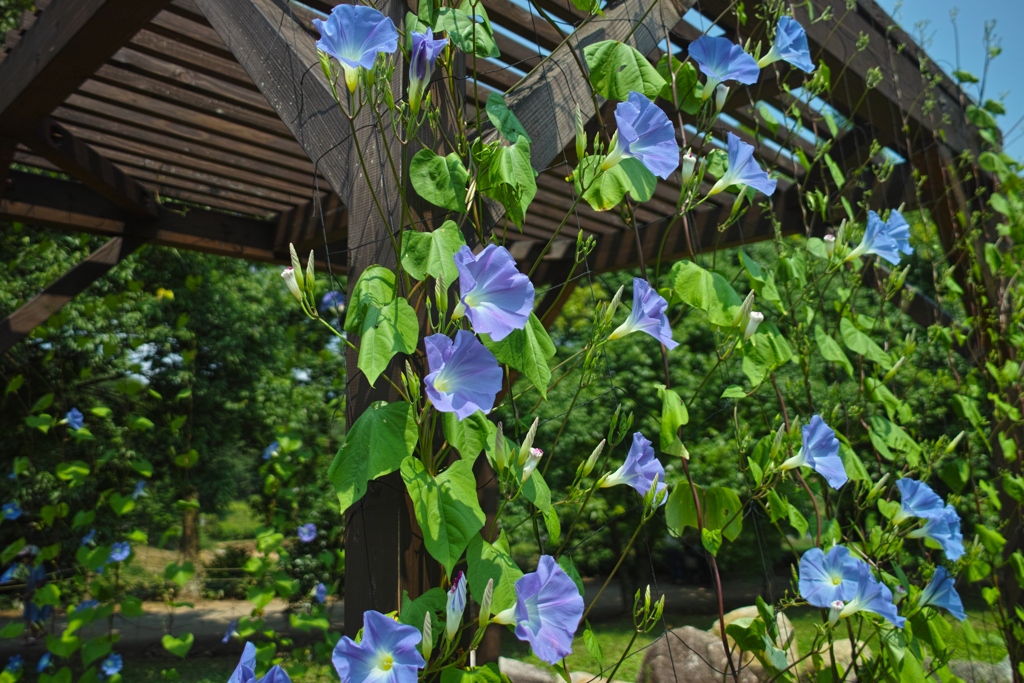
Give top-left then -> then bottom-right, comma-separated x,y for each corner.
656,384 -> 688,457
739,251 -> 782,309
442,410 -> 494,461
741,322 -> 793,386
867,416 -> 921,465
358,297 -> 419,387
583,40 -> 666,101
574,156 -> 657,211
402,457 -> 486,575
247,585 -> 275,611
410,150 -> 469,213
665,484 -> 702,535
400,221 -> 467,283
485,93 -> 531,144
328,401 -> 418,514
655,56 -> 700,114
164,561 -> 196,588
482,312 -> 554,398
670,260 -> 744,327
436,7 -> 499,58
345,266 -> 397,333
108,492 -> 135,517
704,487 -> 743,541
521,470 -> 559,542
480,138 -> 536,228
466,532 -> 523,612
161,633 -> 194,659
814,325 -> 854,378
82,634 -> 118,667
839,317 -> 892,369
46,634 -> 81,658
400,587 -> 446,648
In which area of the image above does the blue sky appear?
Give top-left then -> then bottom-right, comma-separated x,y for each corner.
876,0 -> 1024,158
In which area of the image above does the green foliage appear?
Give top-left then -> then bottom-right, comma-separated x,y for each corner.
583,40 -> 666,101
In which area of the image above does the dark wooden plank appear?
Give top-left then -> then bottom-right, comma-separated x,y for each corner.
0,236 -> 148,354
0,0 -> 171,132
129,28 -> 259,91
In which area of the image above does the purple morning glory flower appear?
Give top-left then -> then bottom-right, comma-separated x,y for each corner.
893,479 -> 945,523
132,480 -> 147,500
709,132 -> 777,196
602,91 -> 679,179
846,210 -> 913,265
798,545 -> 863,607
82,529 -> 97,546
453,245 -> 535,342
409,29 -> 448,115
446,571 -> 467,641
315,583 -> 327,604
600,432 -> 669,505
780,415 -> 847,489
313,5 -> 399,93
109,542 -> 130,563
907,504 -> 964,561
918,566 -> 966,621
262,441 -> 280,460
687,35 -> 760,99
223,619 -> 238,643
837,561 -> 905,628
298,523 -> 317,543
2,503 -> 21,520
424,331 -> 502,421
508,555 -> 584,665
65,407 -> 84,430
228,642 -> 257,683
37,653 -> 51,673
101,654 -> 122,676
757,16 -> 813,73
6,655 -> 22,672
332,610 -> 425,683
609,278 -> 678,349
0,566 -> 16,584
320,291 -> 346,314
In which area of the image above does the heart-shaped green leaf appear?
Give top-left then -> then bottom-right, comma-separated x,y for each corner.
161,633 -> 194,659
109,493 -> 135,517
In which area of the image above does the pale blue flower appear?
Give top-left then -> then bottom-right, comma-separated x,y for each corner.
509,556 -> 584,664
132,480 -> 147,500
82,529 -> 97,546
320,291 -> 346,314
3,502 -> 22,520
0,565 -> 16,584
262,441 -> 279,460
446,571 -> 467,641
109,542 -> 130,563
101,654 -> 122,676
798,545 -> 862,607
602,91 -> 679,179
893,479 -> 945,523
78,600 -> 99,610
838,561 -> 905,628
65,407 -> 84,430
332,610 -> 425,683
6,655 -> 22,672
687,35 -> 759,99
884,209 -> 912,256
846,210 -> 914,265
223,620 -> 238,643
907,504 -> 964,561
780,415 -> 847,489
709,132 -> 777,196
918,566 -> 966,621
453,245 -> 535,341
609,278 -> 678,349
424,331 -> 502,421
298,523 -> 317,543
37,653 -> 51,672
601,432 -> 668,505
228,642 -> 257,683
757,16 -> 813,72
315,583 -> 327,604
409,29 -> 448,115
313,5 -> 399,92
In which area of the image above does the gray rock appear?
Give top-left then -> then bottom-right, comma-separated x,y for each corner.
802,640 -> 872,682
635,625 -> 763,683
570,671 -> 630,683
946,656 -> 1012,683
500,657 -> 558,683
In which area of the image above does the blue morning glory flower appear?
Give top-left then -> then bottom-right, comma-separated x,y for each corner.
409,29 -> 448,115
228,642 -> 257,683
757,16 -> 813,72
2,503 -> 21,520
78,599 -> 99,610
507,555 -> 584,664
780,415 -> 847,489
262,441 -> 280,460
6,655 -> 22,672
0,565 -> 16,583
846,210 -> 914,265
452,245 -> 535,341
298,523 -> 317,542
315,583 -> 327,604
798,545 -> 863,607
132,480 -> 147,501
601,91 -> 679,179
907,504 -> 964,561
320,291 -> 346,314
222,619 -> 238,643
65,407 -> 84,430
687,35 -> 760,99
101,653 -> 122,676
609,278 -> 678,349
82,528 -> 97,546
37,653 -> 51,672
893,479 -> 946,523
257,666 -> 293,683
109,542 -> 131,562
600,432 -> 669,505
313,5 -> 399,93
917,566 -> 966,621
424,331 -> 502,421
332,610 -> 425,683
709,132 -> 777,196
837,561 -> 905,628
446,571 -> 467,641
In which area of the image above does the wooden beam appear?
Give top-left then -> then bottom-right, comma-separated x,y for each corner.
0,236 -> 148,355
0,0 -> 171,132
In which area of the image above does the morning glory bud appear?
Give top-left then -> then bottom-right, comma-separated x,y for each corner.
681,152 -> 697,185
281,268 -> 303,301
828,600 -> 844,627
882,356 -> 905,383
892,585 -> 907,605
522,448 -> 543,483
714,84 -> 728,112
575,105 -> 586,161
479,578 -> 494,624
493,422 -> 507,472
605,285 -> 625,325
408,29 -> 448,116
422,611 -> 433,659
945,431 -> 965,453
518,417 -> 540,466
824,234 -> 836,257
583,440 -> 605,477
770,421 -> 785,459
744,311 -> 764,341
446,571 -> 467,641
867,472 -> 890,502
733,291 -> 755,329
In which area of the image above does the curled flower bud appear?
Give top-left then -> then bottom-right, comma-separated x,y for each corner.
824,234 -> 836,257
744,311 -> 764,341
681,152 -> 698,185
493,422 -> 507,472
281,268 -> 303,300
522,448 -> 543,483
892,584 -> 907,605
479,578 -> 494,624
714,84 -> 729,112
575,105 -> 586,161
422,611 -> 433,659
583,440 -> 605,477
446,571 -> 467,641
733,291 -> 755,329
518,418 -> 540,466
945,431 -> 965,453
828,600 -> 844,627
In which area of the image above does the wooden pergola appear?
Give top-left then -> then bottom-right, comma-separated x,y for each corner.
0,0 -> 993,640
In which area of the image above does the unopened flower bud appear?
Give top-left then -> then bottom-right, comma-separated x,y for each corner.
828,600 -> 844,627
281,268 -> 303,300
446,571 -> 467,641
681,152 -> 698,184
882,356 -> 905,383
892,585 -> 907,605
945,431 -> 965,453
824,234 -> 836,257
715,85 -> 729,112
605,286 -> 625,324
733,291 -> 755,329
518,417 -> 539,466
575,105 -> 587,161
522,448 -> 543,483
583,440 -> 605,477
479,578 -> 494,624
744,311 -> 764,341
770,421 -> 785,459
867,472 -> 890,501
422,612 -> 433,659
493,422 -> 507,472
